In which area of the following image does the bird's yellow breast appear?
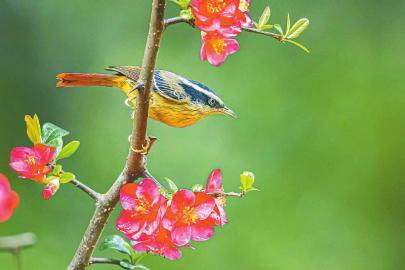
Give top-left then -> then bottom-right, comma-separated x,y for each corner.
128,90 -> 209,128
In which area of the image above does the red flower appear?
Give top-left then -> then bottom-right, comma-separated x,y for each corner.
200,32 -> 239,66
133,226 -> 182,260
163,190 -> 216,246
191,0 -> 242,37
205,169 -> 227,226
116,179 -> 167,240
0,174 -> 19,222
9,144 -> 55,183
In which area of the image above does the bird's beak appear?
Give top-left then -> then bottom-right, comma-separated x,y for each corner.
223,106 -> 237,118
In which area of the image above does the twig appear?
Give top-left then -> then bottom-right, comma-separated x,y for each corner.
90,257 -> 122,267
67,0 -> 167,268
164,16 -> 193,28
164,16 -> 283,41
70,179 -> 101,201
207,191 -> 244,198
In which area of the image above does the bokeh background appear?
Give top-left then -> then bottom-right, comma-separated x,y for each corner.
1,0 -> 404,269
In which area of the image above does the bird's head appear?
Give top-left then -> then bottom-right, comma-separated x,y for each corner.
176,76 -> 237,118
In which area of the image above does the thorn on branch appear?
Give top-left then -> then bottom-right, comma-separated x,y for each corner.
130,135 -> 157,156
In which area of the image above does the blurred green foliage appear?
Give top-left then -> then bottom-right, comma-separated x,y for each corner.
1,0 -> 404,269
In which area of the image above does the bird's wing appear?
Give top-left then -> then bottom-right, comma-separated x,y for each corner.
153,70 -> 189,103
106,66 -> 141,82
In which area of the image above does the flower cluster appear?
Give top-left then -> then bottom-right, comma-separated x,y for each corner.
9,115 -> 80,200
191,0 -> 252,66
0,174 -> 19,222
116,169 -> 226,260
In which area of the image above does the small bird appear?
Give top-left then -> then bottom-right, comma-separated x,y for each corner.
56,66 -> 236,128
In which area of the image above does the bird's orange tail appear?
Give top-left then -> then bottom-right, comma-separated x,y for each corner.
56,73 -> 119,88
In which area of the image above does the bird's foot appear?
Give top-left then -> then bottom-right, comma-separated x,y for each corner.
130,135 -> 157,155
125,81 -> 145,108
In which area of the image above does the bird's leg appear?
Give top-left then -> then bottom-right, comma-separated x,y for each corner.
129,135 -> 157,155
125,81 -> 145,109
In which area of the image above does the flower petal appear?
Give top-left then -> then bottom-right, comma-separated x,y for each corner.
10,147 -> 33,162
171,225 -> 191,246
171,190 -> 195,213
162,247 -> 182,260
120,183 -> 138,211
194,192 -> 216,220
136,178 -> 160,205
191,225 -> 214,241
225,38 -> 240,55
116,211 -> 143,236
206,169 -> 223,193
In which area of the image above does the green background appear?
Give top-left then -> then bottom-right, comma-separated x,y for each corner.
1,0 -> 404,269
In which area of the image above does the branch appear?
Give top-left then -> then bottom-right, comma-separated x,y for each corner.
164,16 -> 283,41
164,16 -> 193,28
90,258 -> 122,267
70,179 -> 101,201
67,0 -> 167,269
208,191 -> 245,198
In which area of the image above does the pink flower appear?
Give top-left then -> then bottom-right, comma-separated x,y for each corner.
163,190 -> 216,246
9,144 -> 55,183
42,178 -> 60,200
116,179 -> 167,240
0,174 -> 19,222
205,169 -> 227,226
200,32 -> 240,66
133,226 -> 182,260
192,0 -> 242,37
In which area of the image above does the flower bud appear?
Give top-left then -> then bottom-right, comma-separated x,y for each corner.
42,178 -> 60,200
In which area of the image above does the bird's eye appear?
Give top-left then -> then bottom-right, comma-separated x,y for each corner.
208,98 -> 216,106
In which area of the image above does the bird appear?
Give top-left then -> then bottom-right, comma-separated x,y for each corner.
56,66 -> 236,128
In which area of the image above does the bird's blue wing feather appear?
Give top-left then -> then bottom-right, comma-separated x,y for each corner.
153,70 -> 189,102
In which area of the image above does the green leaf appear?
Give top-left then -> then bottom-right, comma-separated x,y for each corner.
164,177 -> 178,193
25,114 -> 42,145
261,24 -> 274,30
180,8 -> 193,20
240,171 -> 257,193
55,141 -> 80,161
100,235 -> 133,257
120,261 -> 150,270
257,6 -> 271,30
286,40 -> 310,53
273,24 -> 283,35
285,13 -> 291,37
171,0 -> 190,9
60,172 -> 75,184
191,184 -> 203,192
287,18 -> 309,39
51,165 -> 63,175
42,123 -> 69,144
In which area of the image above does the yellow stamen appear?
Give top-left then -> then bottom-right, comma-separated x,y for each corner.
206,0 -> 226,14
25,155 -> 37,165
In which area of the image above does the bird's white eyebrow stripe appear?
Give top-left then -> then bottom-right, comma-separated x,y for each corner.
177,75 -> 224,104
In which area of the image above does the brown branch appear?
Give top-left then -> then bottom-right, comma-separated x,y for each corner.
67,0 -> 167,268
164,16 -> 283,41
208,191 -> 245,198
70,179 -> 101,201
